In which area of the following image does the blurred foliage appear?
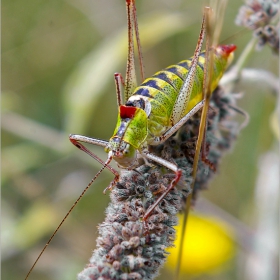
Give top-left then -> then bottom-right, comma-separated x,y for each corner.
2,0 -> 278,280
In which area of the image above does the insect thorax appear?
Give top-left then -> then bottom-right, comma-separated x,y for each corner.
126,95 -> 170,143
106,104 -> 149,168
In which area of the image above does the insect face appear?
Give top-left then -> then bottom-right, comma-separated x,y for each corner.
105,105 -> 149,169
105,137 -> 138,169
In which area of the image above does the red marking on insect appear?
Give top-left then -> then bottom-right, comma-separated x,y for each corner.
120,105 -> 137,119
218,44 -> 237,57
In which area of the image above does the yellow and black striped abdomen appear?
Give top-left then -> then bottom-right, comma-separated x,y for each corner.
130,50 -> 228,138
164,54 -> 206,114
131,52 -> 205,122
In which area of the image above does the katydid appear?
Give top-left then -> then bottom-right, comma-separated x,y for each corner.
25,1 -> 236,279
69,0 -> 235,225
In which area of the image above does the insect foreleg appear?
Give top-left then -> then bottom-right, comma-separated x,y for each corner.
69,134 -> 119,178
150,100 -> 205,145
69,134 -> 108,147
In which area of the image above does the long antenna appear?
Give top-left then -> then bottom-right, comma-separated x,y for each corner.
24,154 -> 114,280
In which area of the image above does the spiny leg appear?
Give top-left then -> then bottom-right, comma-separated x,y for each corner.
176,3 -> 228,279
193,1 -> 228,173
144,7 -> 210,235
69,134 -> 108,148
166,6 -> 215,170
197,0 -> 229,175
191,4 -> 218,189
170,7 -> 207,125
69,134 -> 119,191
175,6 -> 213,280
124,0 -> 145,101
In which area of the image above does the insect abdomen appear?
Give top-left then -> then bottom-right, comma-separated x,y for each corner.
131,49 -> 229,138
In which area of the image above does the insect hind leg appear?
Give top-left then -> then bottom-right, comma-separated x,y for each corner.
150,100 -> 205,145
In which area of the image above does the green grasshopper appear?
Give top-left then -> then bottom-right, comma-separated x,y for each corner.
25,1 -> 236,279
69,0 -> 236,223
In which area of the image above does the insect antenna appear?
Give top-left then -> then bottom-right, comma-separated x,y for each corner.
130,0 -> 145,82
24,154 -> 114,280
220,8 -> 276,45
192,0 -> 224,182
124,0 -> 145,102
124,0 -> 138,101
220,28 -> 249,45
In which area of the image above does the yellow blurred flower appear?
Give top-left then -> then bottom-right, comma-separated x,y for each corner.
166,212 -> 235,275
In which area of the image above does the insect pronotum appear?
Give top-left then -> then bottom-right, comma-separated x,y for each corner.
25,0 -> 236,279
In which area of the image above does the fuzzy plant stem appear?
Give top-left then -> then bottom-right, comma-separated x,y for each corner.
77,86 -> 240,280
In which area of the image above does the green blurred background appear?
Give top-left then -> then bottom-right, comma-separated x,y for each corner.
2,0 -> 278,279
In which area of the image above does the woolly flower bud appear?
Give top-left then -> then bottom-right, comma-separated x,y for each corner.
236,0 -> 278,29
254,25 -> 279,53
235,0 -> 279,53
